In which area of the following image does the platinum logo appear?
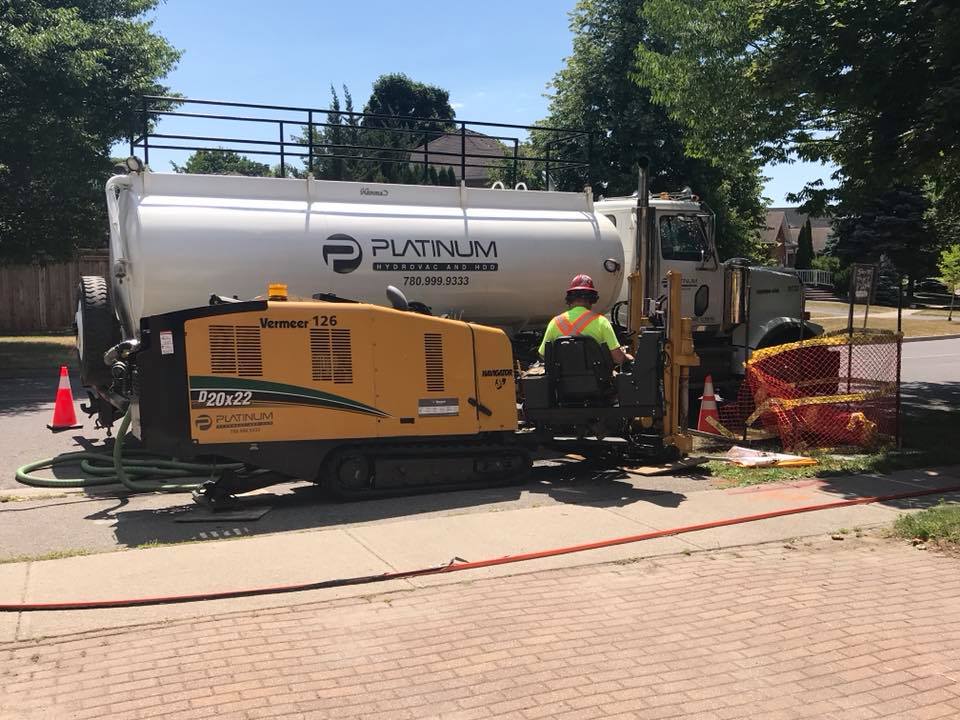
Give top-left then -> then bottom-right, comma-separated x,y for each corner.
321,233 -> 363,274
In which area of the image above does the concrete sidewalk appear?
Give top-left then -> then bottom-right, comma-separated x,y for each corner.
2,465 -> 958,643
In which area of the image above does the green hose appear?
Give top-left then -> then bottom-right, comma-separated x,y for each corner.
16,409 -> 246,493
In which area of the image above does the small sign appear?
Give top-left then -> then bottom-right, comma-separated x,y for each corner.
418,398 -> 459,417
159,330 -> 174,355
852,264 -> 876,303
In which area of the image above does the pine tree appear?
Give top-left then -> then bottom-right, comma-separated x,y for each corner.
795,218 -> 814,269
873,255 -> 901,308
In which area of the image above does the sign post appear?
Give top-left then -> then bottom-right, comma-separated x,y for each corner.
845,263 -> 877,393
848,263 -> 877,332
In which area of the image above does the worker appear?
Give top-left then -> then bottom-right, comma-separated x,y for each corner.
538,274 -> 634,364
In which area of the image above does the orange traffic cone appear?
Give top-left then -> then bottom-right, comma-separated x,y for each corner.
48,366 -> 81,432
697,374 -> 722,435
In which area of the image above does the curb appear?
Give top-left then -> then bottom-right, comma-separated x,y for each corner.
902,333 -> 960,343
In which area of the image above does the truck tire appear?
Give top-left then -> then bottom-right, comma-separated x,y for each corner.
76,276 -> 119,388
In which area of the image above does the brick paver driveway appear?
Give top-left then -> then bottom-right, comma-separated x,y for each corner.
2,535 -> 960,719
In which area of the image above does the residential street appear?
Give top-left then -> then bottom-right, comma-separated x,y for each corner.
900,337 -> 959,412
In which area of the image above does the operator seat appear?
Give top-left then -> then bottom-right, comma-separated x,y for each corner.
544,335 -> 615,406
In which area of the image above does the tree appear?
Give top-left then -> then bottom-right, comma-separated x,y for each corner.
362,73 -> 455,131
938,245 -> 960,321
172,150 -> 273,177
638,0 -> 960,295
361,74 -> 456,183
296,77 -> 455,183
538,0 -> 766,259
0,1 -> 180,262
832,187 -> 936,300
794,218 -> 814,269
637,0 -> 960,216
873,254 -> 901,308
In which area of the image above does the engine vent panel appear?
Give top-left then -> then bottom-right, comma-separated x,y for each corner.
424,333 -> 445,392
209,325 -> 263,377
311,328 -> 353,384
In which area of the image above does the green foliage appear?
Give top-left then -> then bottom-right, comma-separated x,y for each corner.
362,73 -> 455,130
833,187 -> 938,287
874,255 -> 901,307
893,502 -> 960,544
636,0 -> 960,295
937,244 -> 960,320
294,85 -> 362,180
0,1 -> 181,262
538,0 -> 765,259
486,142 -> 546,190
938,245 -> 960,293
360,73 -> 455,184
638,0 -> 960,217
171,149 -> 273,177
811,255 -> 840,274
794,218 -> 813,269
296,76 -> 456,184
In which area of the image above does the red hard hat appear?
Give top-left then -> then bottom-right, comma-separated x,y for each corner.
567,274 -> 597,293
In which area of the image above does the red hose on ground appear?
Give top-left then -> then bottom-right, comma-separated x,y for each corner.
3,482 -> 959,612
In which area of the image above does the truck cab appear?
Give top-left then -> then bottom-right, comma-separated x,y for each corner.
594,192 -> 818,384
594,192 -> 723,329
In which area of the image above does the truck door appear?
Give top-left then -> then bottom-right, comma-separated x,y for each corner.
656,211 -> 723,328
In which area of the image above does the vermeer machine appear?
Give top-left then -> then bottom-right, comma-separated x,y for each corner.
117,271 -> 695,501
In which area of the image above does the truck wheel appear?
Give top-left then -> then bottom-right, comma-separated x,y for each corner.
76,276 -> 119,388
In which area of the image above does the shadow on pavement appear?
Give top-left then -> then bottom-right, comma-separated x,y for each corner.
900,380 -> 960,412
101,461 -> 692,550
0,373 -> 89,416
809,470 -> 960,513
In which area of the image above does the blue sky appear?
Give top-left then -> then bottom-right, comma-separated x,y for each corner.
141,0 -> 832,205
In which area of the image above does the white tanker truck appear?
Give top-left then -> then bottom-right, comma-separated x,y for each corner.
76,165 -> 816,425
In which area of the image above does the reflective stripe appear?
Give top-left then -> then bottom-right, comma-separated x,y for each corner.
570,311 -> 600,335
553,310 -> 599,337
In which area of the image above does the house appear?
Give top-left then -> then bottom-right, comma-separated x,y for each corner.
762,210 -> 796,266
763,208 -> 835,266
407,129 -> 507,187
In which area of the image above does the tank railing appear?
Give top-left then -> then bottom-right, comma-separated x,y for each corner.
143,132 -> 584,172
130,96 -> 594,189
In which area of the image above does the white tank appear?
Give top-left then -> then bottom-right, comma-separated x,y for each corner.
106,173 -> 624,337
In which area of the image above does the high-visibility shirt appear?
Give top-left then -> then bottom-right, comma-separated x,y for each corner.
538,306 -> 620,357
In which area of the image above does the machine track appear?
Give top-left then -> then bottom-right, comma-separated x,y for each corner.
319,441 -> 532,500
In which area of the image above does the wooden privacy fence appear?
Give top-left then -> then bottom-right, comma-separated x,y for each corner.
0,252 -> 109,333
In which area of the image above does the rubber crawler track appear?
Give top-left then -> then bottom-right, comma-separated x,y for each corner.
2,482 -> 958,612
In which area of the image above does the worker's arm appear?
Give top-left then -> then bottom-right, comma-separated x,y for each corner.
599,318 -> 633,365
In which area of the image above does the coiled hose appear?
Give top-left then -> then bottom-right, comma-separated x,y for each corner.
15,410 -> 247,493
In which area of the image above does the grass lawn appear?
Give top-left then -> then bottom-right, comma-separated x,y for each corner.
892,501 -> 960,548
0,334 -> 76,373
912,307 -> 956,318
704,403 -> 960,485
815,316 -> 958,337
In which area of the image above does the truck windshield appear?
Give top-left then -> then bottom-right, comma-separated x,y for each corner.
659,215 -> 708,262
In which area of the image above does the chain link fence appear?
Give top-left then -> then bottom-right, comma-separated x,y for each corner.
710,330 -> 901,452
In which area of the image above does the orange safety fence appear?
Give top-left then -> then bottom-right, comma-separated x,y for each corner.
712,330 -> 901,451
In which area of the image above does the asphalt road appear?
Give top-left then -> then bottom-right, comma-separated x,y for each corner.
899,336 -> 960,411
901,337 -> 959,384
